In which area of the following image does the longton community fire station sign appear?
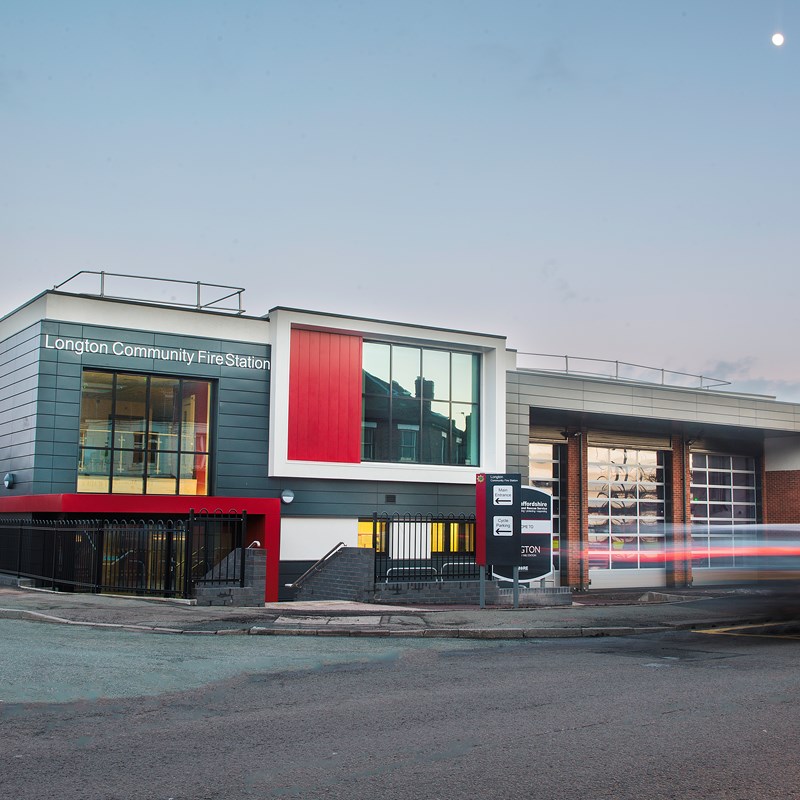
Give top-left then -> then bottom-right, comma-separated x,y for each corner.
475,473 -> 523,567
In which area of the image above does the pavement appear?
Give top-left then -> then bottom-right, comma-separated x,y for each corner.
0,583 -> 793,639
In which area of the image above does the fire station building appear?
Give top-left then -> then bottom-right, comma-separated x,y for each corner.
2,273 -> 800,597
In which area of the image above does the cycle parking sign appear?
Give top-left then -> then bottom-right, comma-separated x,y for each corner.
475,473 -> 523,566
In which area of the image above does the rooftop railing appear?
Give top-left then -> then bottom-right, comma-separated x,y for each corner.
516,352 -> 731,391
53,270 -> 246,315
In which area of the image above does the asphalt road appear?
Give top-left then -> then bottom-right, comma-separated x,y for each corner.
2,621 -> 799,800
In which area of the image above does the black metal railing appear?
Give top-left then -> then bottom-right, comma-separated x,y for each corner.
101,518 -> 188,596
189,510 -> 247,592
0,518 -> 106,593
0,510 -> 247,598
373,512 -> 479,583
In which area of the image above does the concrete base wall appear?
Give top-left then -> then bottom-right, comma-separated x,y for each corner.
194,548 -> 266,607
290,547 -> 572,606
293,547 -> 376,602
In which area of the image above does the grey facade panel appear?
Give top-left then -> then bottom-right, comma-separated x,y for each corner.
215,450 -> 270,468
513,370 -> 800,433
0,319 -> 272,497
212,437 -> 268,455
267,479 -> 473,519
218,401 -> 268,418
0,321 -> 42,496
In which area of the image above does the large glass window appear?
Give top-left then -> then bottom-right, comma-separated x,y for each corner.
690,453 -> 758,568
78,370 -> 212,495
362,342 -> 479,466
529,442 -> 564,571
587,447 -> 666,570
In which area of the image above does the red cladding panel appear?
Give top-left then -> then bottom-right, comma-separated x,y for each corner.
288,328 -> 363,463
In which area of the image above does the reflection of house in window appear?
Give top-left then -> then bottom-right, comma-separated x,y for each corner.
361,342 -> 480,466
398,424 -> 419,462
361,422 -> 376,460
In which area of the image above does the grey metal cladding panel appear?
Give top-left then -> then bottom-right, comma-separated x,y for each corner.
51,388 -> 81,409
0,395 -> 38,425
38,359 -> 58,375
55,358 -> 85,378
36,455 -> 54,471
215,449 -> 269,467
582,384 -> 636,405
0,361 -> 39,392
282,490 -> 383,507
53,414 -> 81,435
215,476 -> 265,495
532,396 -> 586,412
1,337 -> 41,370
435,494 -> 476,510
649,395 -> 701,415
215,462 -> 268,480
51,440 -> 80,458
212,483 -> 267,498
36,426 -> 54,442
5,426 -> 37,448
371,482 -> 443,498
0,449 -> 34,469
0,443 -> 34,470
78,326 -> 155,345
214,437 -> 267,455
1,374 -> 40,400
1,414 -> 37,435
217,377 -> 271,394
37,380 -> 59,395
218,402 -> 268,418
216,388 -> 269,407
50,468 -> 78,485
214,339 -> 269,356
263,478 -> 379,502
507,418 -> 528,434
217,420 -> 268,438
217,380 -> 269,404
36,439 -> 54,455
53,375 -> 82,393
48,480 -> 79,494
513,372 -> 583,393
1,320 -> 42,352
217,426 -> 268,444
53,427 -> 79,444
47,322 -> 84,338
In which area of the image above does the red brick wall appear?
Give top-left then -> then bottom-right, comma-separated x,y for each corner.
561,432 -> 588,589
667,435 -> 692,587
763,470 -> 800,523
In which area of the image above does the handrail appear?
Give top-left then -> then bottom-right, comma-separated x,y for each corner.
53,270 -> 246,315
516,352 -> 731,391
284,541 -> 346,589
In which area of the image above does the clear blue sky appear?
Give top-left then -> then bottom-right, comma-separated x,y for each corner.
2,1 -> 798,399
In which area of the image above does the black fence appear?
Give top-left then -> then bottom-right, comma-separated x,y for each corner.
373,512 -> 479,583
0,511 -> 247,598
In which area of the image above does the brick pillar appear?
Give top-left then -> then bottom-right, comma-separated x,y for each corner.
561,431 -> 588,589
666,434 -> 692,587
763,470 -> 800,523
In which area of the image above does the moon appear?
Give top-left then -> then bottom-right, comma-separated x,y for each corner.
772,32 -> 785,46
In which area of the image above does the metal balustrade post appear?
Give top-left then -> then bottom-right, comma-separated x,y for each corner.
94,525 -> 105,594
